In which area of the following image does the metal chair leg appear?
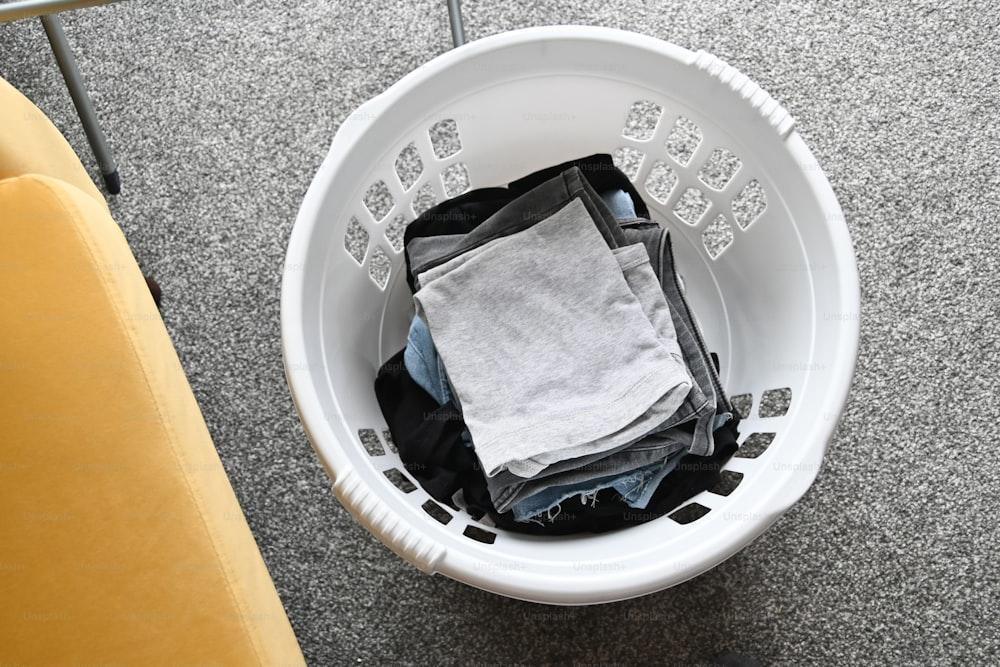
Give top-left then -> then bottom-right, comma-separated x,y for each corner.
40,13 -> 120,194
446,0 -> 465,47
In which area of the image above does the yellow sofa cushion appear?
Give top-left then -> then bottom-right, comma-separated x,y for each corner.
0,77 -> 106,207
0,174 -> 304,665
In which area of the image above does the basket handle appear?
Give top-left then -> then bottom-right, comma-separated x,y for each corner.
692,50 -> 796,139
333,469 -> 447,574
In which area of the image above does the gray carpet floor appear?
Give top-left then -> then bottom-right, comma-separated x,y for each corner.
3,1 -> 999,664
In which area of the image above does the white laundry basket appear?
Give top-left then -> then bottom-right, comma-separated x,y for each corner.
281,26 -> 860,605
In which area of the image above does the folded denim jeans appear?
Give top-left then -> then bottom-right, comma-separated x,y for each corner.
511,448 -> 687,522
403,316 -> 452,406
415,189 -> 692,477
600,188 -> 638,221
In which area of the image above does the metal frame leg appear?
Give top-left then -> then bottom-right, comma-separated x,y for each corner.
446,0 -> 465,48
39,13 -> 120,193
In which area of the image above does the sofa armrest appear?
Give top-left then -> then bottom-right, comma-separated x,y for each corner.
0,174 -> 304,665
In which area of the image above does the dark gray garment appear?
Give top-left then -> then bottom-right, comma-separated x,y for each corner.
410,166 -> 628,278
414,197 -> 692,478
621,221 -> 731,446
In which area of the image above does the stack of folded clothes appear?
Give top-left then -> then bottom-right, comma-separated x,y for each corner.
375,154 -> 740,535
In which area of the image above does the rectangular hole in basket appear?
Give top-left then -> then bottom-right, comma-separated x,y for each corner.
736,432 -> 775,459
344,216 -> 369,265
429,119 -> 462,159
463,525 -> 496,544
381,429 -> 397,453
395,142 -> 423,191
759,387 -> 792,417
668,502 -> 711,525
422,500 -> 453,525
698,147 -> 742,191
709,470 -> 743,496
358,428 -> 384,456
622,100 -> 663,141
612,146 -> 644,181
363,180 -> 395,222
441,162 -> 470,198
702,213 -> 734,259
665,116 -> 703,166
729,393 -> 753,419
732,179 -> 767,230
383,468 -> 416,493
368,247 -> 391,290
644,160 -> 678,204
411,182 -> 438,217
673,187 -> 711,226
384,214 -> 408,253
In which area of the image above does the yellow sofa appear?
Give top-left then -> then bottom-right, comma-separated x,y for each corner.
0,78 -> 305,665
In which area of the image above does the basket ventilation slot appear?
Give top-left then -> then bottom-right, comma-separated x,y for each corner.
732,179 -> 767,229
429,118 -> 462,159
344,217 -> 368,265
669,502 -> 711,525
622,99 -> 663,141
759,387 -> 792,417
665,116 -> 702,166
395,142 -> 423,191
358,428 -> 384,456
363,180 -> 394,222
736,432 -> 776,459
383,468 -> 416,494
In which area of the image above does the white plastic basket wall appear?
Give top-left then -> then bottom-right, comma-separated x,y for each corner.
281,27 -> 860,605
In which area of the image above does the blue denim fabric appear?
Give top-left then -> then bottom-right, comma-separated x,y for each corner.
511,449 -> 686,522
601,189 -> 637,221
714,412 -> 733,431
625,449 -> 686,510
403,315 -> 452,405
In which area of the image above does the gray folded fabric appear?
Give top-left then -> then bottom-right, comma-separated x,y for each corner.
410,225 -> 727,463
621,223 -> 725,453
414,196 -> 692,478
407,171 -> 719,457
481,244 -> 694,511
409,167 -> 726,512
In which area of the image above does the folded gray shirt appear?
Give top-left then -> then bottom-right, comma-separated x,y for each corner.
415,197 -> 691,478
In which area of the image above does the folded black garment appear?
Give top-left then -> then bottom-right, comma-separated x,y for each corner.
374,349 -> 491,520
402,153 -> 648,292
375,348 -> 740,535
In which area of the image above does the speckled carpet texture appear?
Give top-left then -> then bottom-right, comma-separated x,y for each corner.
3,0 -> 998,663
